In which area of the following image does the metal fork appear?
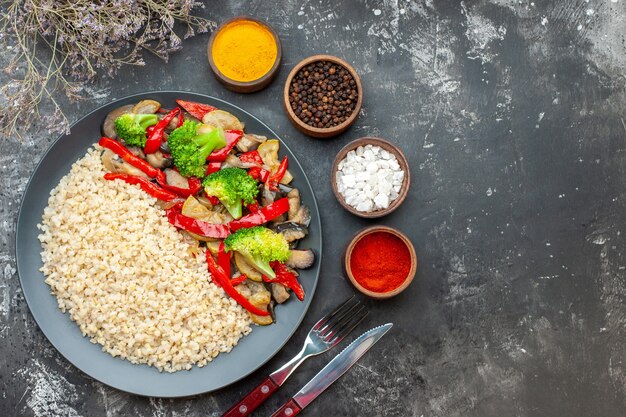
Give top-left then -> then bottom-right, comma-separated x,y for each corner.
222,296 -> 368,417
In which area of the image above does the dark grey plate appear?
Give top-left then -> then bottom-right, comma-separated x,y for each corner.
15,91 -> 322,397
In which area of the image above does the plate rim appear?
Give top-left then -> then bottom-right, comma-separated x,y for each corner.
15,90 -> 322,397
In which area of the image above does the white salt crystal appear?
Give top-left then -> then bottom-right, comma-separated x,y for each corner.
374,194 -> 390,209
335,144 -> 405,213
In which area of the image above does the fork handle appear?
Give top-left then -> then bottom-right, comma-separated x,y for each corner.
221,377 -> 279,417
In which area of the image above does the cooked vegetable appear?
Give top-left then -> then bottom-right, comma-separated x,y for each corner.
274,222 -> 308,243
99,137 -> 161,179
114,114 -> 159,147
166,205 -> 231,238
270,283 -> 290,304
229,198 -> 290,231
101,149 -> 149,179
287,188 -> 301,218
264,261 -> 305,301
205,250 -> 270,316
168,120 -> 227,178
103,173 -> 178,201
290,206 -> 311,227
286,249 -> 315,269
202,109 -> 244,131
145,151 -> 172,169
102,105 -> 134,139
202,167 -> 258,219
180,196 -> 231,241
234,252 -> 263,282
224,226 -> 290,278
237,281 -> 273,325
176,99 -> 216,120
131,99 -> 161,114
207,130 -> 243,162
236,133 -> 267,153
145,107 -> 181,154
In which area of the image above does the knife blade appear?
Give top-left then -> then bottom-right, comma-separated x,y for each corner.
270,323 -> 393,417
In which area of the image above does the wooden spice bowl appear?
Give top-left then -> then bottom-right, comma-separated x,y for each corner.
283,54 -> 363,138
344,226 -> 418,299
207,16 -> 282,93
331,137 -> 411,218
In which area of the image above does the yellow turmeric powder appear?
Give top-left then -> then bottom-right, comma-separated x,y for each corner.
212,20 -> 278,82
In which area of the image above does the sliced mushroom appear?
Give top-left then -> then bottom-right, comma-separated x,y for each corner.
270,283 -> 290,304
164,168 -> 189,189
234,252 -> 263,282
202,109 -> 244,131
101,149 -> 149,178
274,222 -> 308,243
258,140 -> 279,169
236,133 -> 267,153
286,249 -> 315,269
146,150 -> 172,169
126,146 -> 145,159
102,104 -> 134,139
291,206 -> 311,227
242,281 -> 273,326
287,188 -> 301,219
262,186 -> 276,207
131,99 -> 161,114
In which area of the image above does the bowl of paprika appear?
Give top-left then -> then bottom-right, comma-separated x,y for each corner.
344,226 -> 417,299
208,16 -> 282,93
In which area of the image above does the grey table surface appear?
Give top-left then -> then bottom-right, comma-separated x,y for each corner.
2,0 -> 626,416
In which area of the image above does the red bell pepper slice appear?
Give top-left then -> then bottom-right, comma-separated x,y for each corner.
165,206 -> 230,238
203,190 -> 220,206
229,198 -> 290,231
218,241 -> 231,278
207,130 -> 243,162
267,156 -> 288,191
155,173 -> 202,197
103,173 -> 178,201
264,261 -> 305,301
145,108 -> 181,154
240,150 -> 271,181
205,250 -> 270,316
99,137 -> 161,179
246,202 -> 260,214
230,275 -> 247,286
206,161 -> 221,176
239,150 -> 263,165
176,99 -> 217,120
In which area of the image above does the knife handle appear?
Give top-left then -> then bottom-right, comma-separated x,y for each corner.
222,376 -> 279,417
270,399 -> 302,417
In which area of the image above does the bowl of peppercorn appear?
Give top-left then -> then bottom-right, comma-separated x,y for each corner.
283,54 -> 362,138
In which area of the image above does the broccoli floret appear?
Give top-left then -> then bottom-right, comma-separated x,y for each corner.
202,167 -> 259,219
168,120 -> 227,178
224,226 -> 290,278
114,114 -> 158,147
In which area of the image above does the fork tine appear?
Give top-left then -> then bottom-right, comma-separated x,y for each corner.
324,305 -> 368,344
312,295 -> 357,331
327,308 -> 368,346
318,298 -> 360,335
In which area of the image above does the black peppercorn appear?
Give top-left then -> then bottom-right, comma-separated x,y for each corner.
289,60 -> 359,129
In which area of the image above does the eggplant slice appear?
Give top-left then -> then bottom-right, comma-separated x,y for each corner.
286,249 -> 315,269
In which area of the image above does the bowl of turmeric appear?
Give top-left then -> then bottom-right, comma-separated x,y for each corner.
208,16 -> 282,93
344,226 -> 417,299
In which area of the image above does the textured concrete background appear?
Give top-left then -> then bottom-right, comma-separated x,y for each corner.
2,0 -> 626,415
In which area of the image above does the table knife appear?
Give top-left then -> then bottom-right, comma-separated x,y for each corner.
270,323 -> 393,417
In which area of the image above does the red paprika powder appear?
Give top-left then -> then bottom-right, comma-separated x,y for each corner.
349,231 -> 411,293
